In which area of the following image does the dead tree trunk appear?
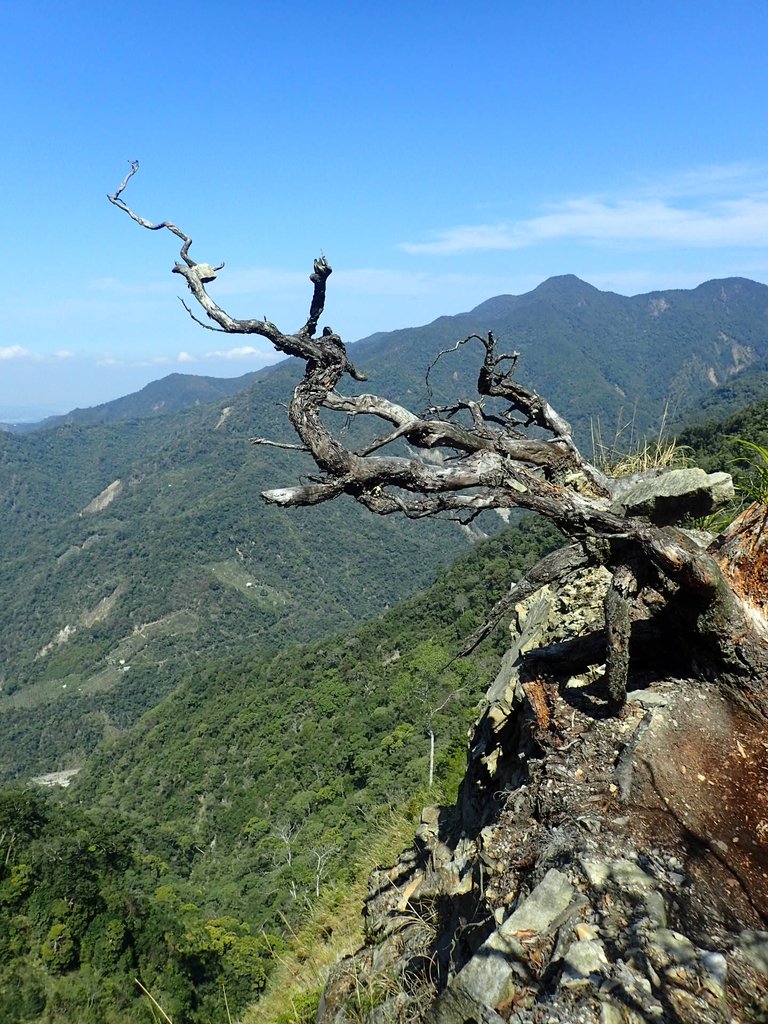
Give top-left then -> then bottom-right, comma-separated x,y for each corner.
109,163 -> 768,719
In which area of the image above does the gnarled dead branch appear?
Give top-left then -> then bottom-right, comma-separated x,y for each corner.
110,165 -> 768,716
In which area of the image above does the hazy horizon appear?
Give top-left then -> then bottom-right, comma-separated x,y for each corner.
3,268 -> 764,423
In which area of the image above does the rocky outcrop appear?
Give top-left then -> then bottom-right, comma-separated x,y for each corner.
610,468 -> 734,526
81,478 -> 123,514
317,559 -> 768,1023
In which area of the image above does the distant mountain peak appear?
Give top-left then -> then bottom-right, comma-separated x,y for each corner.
468,276 -> 601,319
537,273 -> 592,288
529,274 -> 605,300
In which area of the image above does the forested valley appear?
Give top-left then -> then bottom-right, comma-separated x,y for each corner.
3,275 -> 768,1021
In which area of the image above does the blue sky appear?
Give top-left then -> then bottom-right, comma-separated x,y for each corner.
3,0 -> 768,417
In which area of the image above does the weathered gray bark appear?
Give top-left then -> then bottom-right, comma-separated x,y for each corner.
109,164 -> 768,717
604,561 -> 636,706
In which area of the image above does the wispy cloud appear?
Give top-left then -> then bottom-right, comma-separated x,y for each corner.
207,265 -> 512,302
0,346 -> 73,363
89,348 -> 267,370
400,165 -> 768,254
205,345 -> 271,360
635,162 -> 768,199
0,345 -> 37,360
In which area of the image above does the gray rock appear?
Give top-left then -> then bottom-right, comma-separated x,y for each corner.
626,689 -> 671,707
612,960 -> 665,1017
642,890 -> 668,928
580,857 -> 610,888
451,869 -> 578,1011
580,857 -> 656,893
611,859 -> 657,891
648,928 -> 697,967
679,526 -> 717,548
194,262 -> 218,283
600,1005 -> 626,1024
700,951 -> 728,1000
611,468 -> 734,525
428,986 -> 506,1024
499,868 -> 576,937
600,1003 -> 658,1024
485,644 -> 523,706
560,938 -> 609,986
737,929 -> 768,975
449,928 -> 525,1011
419,805 -> 441,830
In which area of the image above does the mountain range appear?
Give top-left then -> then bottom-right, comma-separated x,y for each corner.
1,370 -> 265,434
346,274 -> 768,444
3,274 -> 768,1022
7,274 -> 768,442
3,275 -> 768,783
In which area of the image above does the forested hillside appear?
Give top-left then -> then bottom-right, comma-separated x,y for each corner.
679,390 -> 768,476
3,275 -> 768,782
3,376 -> 764,1022
346,274 -> 768,445
0,517 -> 561,1023
0,378 -> 473,781
3,273 -> 768,1021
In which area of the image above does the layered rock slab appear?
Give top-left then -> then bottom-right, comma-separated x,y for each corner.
318,564 -> 768,1024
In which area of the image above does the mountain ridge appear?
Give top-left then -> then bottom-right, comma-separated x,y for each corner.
4,278 -> 768,1020
3,272 -> 768,784
1,369 -> 265,434
345,274 -> 768,446
8,274 -> 768,441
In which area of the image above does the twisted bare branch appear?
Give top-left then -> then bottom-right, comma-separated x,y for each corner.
110,167 -> 766,713
108,162 -> 347,357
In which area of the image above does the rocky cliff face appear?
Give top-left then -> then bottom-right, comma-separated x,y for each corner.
317,551 -> 768,1023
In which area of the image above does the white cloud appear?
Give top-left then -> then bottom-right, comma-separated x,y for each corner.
177,351 -> 196,363
0,347 -> 82,364
205,345 -> 268,360
400,165 -> 768,254
400,226 -> 520,255
636,162 -> 768,199
0,345 -> 39,361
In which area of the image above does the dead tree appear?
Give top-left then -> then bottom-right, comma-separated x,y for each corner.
109,163 -> 768,717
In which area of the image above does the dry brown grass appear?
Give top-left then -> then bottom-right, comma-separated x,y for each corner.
591,406 -> 691,477
243,802 -> 425,1024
